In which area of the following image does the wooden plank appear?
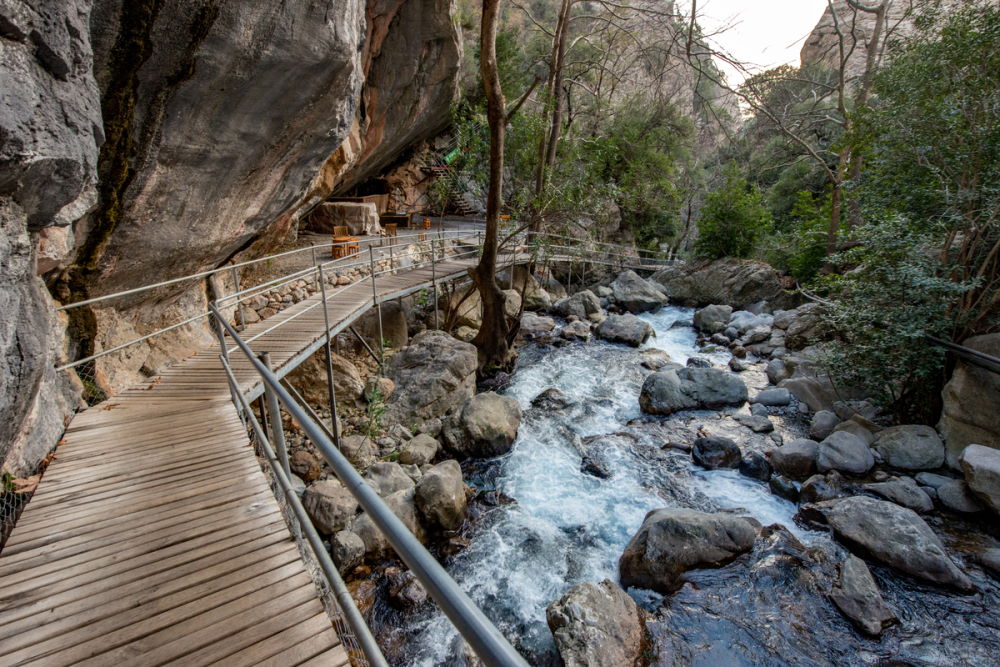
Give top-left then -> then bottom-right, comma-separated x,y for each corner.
226,613 -> 340,667
298,644 -> 353,667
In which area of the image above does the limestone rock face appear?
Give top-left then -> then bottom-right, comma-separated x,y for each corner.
546,580 -> 648,667
384,330 -> 477,427
651,258 -> 797,310
938,334 -> 1000,467
0,0 -> 101,474
306,202 -> 381,235
619,508 -> 757,594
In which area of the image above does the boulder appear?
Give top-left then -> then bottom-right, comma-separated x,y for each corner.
734,414 -> 774,434
639,367 -> 748,416
832,421 -> 875,446
872,425 -> 945,471
769,439 -> 819,481
414,460 -> 468,531
531,388 -> 574,412
650,258 -> 797,310
546,580 -> 648,667
729,311 -> 774,336
692,436 -> 742,469
803,496 -> 973,591
619,509 -> 756,594
938,333 -> 1000,466
915,472 -> 953,489
444,392 -> 522,459
769,475 -> 800,502
364,462 -> 416,497
779,376 -> 841,413
959,444 -> 1000,513
554,290 -> 603,319
640,349 -> 674,371
340,435 -> 378,469
936,479 -> 985,513
351,488 -> 425,558
303,479 -> 359,535
398,433 -> 440,466
561,320 -> 591,341
386,567 -> 428,609
693,304 -> 733,333
739,451 -> 772,481
521,312 -> 556,333
863,477 -> 934,513
817,432 -> 874,475
809,410 -> 840,441
331,530 -> 365,575
829,555 -> 897,636
383,330 -> 477,426
610,270 -> 667,314
753,388 -> 792,407
595,314 -> 654,347
285,349 -> 366,405
290,449 -> 323,482
800,472 -> 843,504
765,359 -> 791,385
783,303 -> 828,350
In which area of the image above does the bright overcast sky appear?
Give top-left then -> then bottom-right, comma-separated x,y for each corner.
694,0 -> 831,84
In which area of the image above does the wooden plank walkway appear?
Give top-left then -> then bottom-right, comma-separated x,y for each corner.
0,255 -> 487,666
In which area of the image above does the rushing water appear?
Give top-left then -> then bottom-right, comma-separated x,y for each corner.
383,306 -> 1000,666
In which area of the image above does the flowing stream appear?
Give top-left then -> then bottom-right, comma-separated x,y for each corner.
380,307 -> 1000,666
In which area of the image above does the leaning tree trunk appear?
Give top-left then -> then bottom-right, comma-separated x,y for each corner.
471,0 -> 517,376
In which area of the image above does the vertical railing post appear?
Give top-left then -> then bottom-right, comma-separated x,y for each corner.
260,351 -> 290,478
370,246 -> 385,363
317,263 -> 342,449
431,237 -> 439,330
230,266 -> 246,330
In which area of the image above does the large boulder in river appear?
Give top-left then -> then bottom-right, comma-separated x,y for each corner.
415,460 -> 468,531
829,555 -> 898,636
801,496 -> 973,591
692,436 -> 741,469
959,444 -> 1000,513
554,290 -> 603,319
693,304 -> 733,333
650,258 -> 797,310
817,432 -> 874,475
384,330 -> 477,426
769,439 -> 819,480
546,580 -> 648,667
938,333 -> 1000,467
443,392 -> 522,458
872,425 -> 945,471
610,270 -> 667,314
302,479 -> 359,535
619,508 -> 757,594
640,367 -> 748,416
596,314 -> 654,347
352,488 -> 426,559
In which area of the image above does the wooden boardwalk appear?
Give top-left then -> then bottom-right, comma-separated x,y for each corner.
0,255 -> 485,666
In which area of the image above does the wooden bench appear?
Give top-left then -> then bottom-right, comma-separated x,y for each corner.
331,225 -> 360,258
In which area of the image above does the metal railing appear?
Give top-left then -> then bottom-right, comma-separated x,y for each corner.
209,303 -> 528,667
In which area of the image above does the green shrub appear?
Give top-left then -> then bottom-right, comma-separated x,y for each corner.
695,168 -> 772,259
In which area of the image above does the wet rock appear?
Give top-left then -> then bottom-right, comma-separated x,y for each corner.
976,549 -> 1000,579
817,432 -> 874,475
959,444 -> 1000,513
872,425 -> 945,471
830,555 -> 897,636
739,451 -> 772,481
383,330 -> 477,426
832,421 -> 875,446
546,579 -> 648,667
581,456 -> 612,479
769,475 -> 800,502
611,270 -> 667,314
443,392 -> 522,459
802,496 -> 974,591
522,312 -> 556,333
290,449 -> 323,482
936,479 -> 985,513
596,314 -> 655,347
863,477 -> 934,513
398,433 -> 441,466
364,462 -> 415,497
686,357 -> 712,368
414,460 -> 468,531
640,367 -> 748,416
915,472 -> 954,489
331,530 -> 365,574
765,358 -> 791,385
561,320 -> 592,341
800,472 -> 842,504
531,388 -> 573,412
809,410 -> 840,441
750,403 -> 769,417
734,414 -> 774,434
619,508 -> 757,594
693,304 -> 733,333
768,439 -> 819,480
352,488 -> 425,558
710,333 -> 731,346
692,436 -> 741,469
728,358 -> 748,372
341,435 -> 378,469
640,349 -> 674,371
753,388 -> 792,406
386,567 -> 428,609
303,479 -> 359,535
555,290 -> 603,319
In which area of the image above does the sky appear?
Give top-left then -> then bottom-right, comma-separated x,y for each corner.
694,0 -> 831,84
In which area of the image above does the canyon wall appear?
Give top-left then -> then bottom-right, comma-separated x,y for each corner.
0,0 -> 461,475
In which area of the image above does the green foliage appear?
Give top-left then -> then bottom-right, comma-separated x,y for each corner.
765,191 -> 829,281
815,217 -> 975,421
363,384 -> 387,441
695,168 -> 772,259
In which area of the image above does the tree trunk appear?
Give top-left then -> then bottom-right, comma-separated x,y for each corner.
471,0 -> 516,376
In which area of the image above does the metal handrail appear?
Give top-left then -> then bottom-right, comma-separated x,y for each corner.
218,355 -> 388,667
209,303 -> 528,667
